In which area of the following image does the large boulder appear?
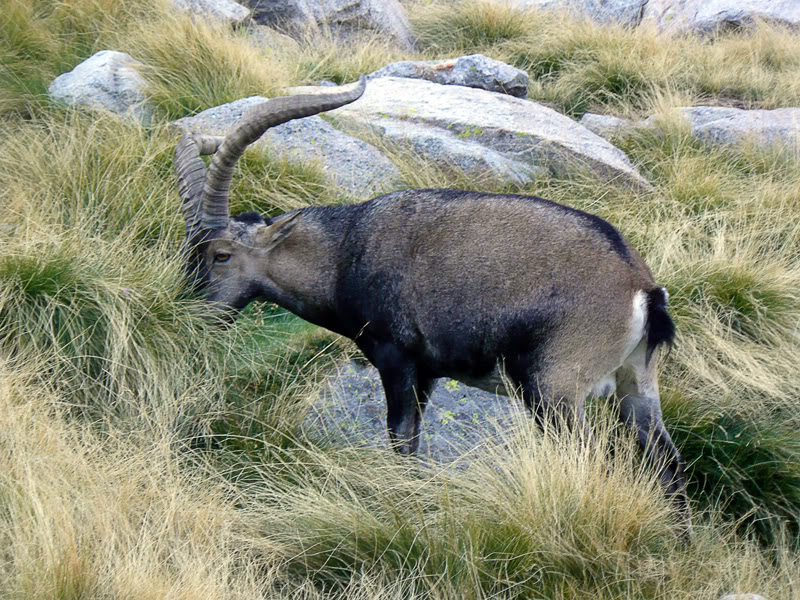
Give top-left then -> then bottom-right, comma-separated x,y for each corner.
369,54 -> 529,98
641,0 -> 800,35
331,77 -> 651,189
170,0 -> 250,25
488,0 -> 648,27
48,51 -> 152,122
173,96 -> 402,196
244,0 -> 415,49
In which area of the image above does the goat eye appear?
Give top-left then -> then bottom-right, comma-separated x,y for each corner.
214,252 -> 231,264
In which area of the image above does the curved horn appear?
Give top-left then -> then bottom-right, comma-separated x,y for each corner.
200,76 -> 367,231
174,134 -> 224,243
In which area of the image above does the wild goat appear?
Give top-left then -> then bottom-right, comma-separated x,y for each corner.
174,78 -> 689,526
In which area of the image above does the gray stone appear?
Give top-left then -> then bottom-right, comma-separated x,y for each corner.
642,106 -> 800,150
307,360 -> 528,464
489,0 -> 648,27
579,113 -> 636,140
48,51 -> 152,123
369,118 -> 545,183
332,77 -> 651,189
689,107 -> 800,149
642,0 -> 800,36
173,96 -> 402,196
171,0 -> 250,25
244,0 -> 415,50
369,54 -> 529,98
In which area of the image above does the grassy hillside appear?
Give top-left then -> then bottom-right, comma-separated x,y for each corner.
1,0 -> 799,597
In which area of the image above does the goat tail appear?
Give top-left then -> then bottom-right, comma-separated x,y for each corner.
645,286 -> 675,366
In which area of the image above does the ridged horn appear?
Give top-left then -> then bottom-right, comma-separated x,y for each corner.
200,76 -> 367,231
174,134 -> 224,242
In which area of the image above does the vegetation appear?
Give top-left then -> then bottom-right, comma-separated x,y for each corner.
1,0 -> 799,598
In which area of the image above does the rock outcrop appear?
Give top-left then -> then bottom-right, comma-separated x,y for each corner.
675,106 -> 800,149
582,107 -> 800,152
488,0 -> 800,35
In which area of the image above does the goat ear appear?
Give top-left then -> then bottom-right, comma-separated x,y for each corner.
255,212 -> 301,252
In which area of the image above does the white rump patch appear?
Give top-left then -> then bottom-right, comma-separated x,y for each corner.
623,290 -> 648,360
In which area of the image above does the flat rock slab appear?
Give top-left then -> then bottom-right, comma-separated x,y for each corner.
642,0 -> 800,35
307,360 -> 528,464
173,96 -> 402,196
48,50 -> 152,122
682,106 -> 800,149
369,54 -> 529,98
583,106 -> 800,151
332,77 -> 651,189
635,106 -> 800,150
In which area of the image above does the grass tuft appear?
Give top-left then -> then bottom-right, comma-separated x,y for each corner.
120,15 -> 292,119
411,0 -> 532,56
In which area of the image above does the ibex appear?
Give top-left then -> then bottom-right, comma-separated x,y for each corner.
175,78 -> 689,527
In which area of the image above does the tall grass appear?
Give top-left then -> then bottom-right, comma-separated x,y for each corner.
1,0 -> 800,597
118,15 -> 293,119
410,1 -> 800,116
0,361 -> 284,600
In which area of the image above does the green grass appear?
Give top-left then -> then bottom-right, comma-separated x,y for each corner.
1,0 -> 799,597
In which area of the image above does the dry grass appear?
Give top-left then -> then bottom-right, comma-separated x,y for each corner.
0,360 -> 272,600
117,14 -> 294,119
409,1 -> 800,116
